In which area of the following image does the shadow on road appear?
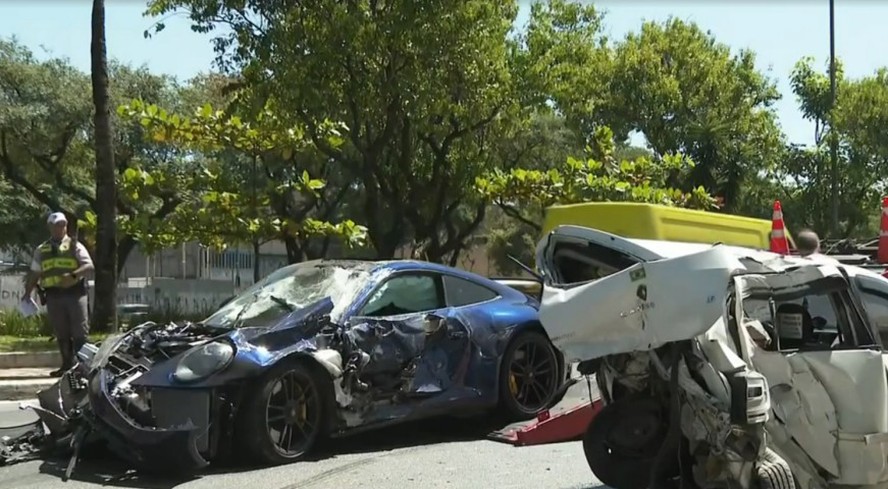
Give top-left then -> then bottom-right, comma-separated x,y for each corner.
33,414 -> 508,488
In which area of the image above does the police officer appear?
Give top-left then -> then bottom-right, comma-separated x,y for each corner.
23,212 -> 94,377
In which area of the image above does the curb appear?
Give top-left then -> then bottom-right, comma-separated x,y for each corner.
0,378 -> 55,401
0,351 -> 61,369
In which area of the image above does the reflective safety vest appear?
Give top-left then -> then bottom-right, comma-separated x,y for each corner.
38,237 -> 79,289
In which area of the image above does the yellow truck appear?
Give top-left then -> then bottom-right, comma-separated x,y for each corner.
540,202 -> 795,250
496,202 -> 796,298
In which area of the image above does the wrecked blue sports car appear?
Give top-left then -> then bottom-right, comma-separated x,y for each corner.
5,259 -> 571,475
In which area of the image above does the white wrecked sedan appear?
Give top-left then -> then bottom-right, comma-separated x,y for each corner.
535,225 -> 888,489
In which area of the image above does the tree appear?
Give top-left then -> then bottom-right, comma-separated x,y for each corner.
512,0 -> 613,143
0,38 -> 94,229
91,0 -> 118,332
613,19 -> 785,210
528,16 -> 784,212
778,57 -> 888,238
0,37 -> 204,274
0,177 -> 46,260
111,99 -> 368,281
145,0 -> 521,264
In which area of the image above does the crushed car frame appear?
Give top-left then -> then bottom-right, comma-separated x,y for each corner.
536,225 -> 888,489
0,259 -> 572,476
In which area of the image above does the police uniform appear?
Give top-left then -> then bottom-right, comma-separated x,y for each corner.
30,214 -> 92,373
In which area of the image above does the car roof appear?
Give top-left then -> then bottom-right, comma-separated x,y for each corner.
622,237 -> 888,279
307,258 -> 514,293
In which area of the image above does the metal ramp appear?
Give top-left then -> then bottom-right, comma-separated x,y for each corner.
487,376 -> 601,446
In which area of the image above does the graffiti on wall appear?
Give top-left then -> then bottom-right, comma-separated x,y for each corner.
1,273 -> 234,316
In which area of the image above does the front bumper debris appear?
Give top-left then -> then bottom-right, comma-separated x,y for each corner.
0,362 -> 211,475
85,369 -> 210,472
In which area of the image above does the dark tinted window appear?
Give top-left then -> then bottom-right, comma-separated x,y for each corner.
443,275 -> 499,307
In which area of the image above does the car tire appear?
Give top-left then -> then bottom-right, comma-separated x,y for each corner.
581,396 -> 670,489
756,448 -> 797,489
235,358 -> 332,466
498,329 -> 561,420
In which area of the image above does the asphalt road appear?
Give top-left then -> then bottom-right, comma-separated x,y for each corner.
0,389 -> 603,489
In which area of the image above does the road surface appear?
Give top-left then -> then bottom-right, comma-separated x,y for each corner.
0,389 -> 603,489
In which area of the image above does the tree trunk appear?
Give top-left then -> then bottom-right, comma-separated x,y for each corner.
90,0 -> 118,333
283,235 -> 304,264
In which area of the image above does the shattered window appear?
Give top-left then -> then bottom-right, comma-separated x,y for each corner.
551,241 -> 639,285
442,274 -> 499,307
358,274 -> 444,317
202,262 -> 371,328
743,287 -> 871,351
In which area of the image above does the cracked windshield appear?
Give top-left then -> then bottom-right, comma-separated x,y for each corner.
203,262 -> 371,328
2,1 -> 888,488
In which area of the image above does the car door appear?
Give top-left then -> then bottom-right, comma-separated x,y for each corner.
435,273 -> 506,386
736,268 -> 888,485
347,270 -> 472,398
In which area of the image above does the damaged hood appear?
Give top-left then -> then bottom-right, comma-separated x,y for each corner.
539,246 -> 745,362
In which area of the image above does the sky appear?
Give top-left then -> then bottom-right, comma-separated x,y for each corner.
1,0 -> 886,147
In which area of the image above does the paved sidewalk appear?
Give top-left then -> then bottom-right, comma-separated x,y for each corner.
0,368 -> 56,401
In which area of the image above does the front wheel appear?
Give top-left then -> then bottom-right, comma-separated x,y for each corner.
236,359 -> 331,465
498,330 -> 561,420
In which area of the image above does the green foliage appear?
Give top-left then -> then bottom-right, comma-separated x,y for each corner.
605,18 -> 784,210
773,57 -> 888,238
144,0 -> 522,263
476,126 -> 718,233
514,0 -> 611,138
0,177 -> 46,255
0,310 -> 52,337
104,99 -> 368,252
0,36 -> 215,266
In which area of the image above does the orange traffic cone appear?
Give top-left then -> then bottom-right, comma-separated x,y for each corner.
878,196 -> 888,264
770,200 -> 789,255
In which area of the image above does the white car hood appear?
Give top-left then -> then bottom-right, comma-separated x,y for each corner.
539,246 -> 745,362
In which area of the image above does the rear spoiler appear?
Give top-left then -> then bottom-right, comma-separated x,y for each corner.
490,277 -> 542,298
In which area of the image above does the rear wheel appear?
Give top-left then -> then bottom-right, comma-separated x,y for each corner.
582,397 -> 669,489
498,330 -> 561,419
236,359 -> 331,465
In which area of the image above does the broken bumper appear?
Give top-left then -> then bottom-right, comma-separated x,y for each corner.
86,369 -> 210,472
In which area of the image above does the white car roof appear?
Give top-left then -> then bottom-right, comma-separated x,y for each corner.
542,224 -> 886,280
627,237 -> 888,279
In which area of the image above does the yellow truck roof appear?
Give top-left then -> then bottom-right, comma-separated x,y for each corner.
541,202 -> 795,251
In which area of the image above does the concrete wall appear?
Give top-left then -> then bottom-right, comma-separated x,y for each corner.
0,273 -> 235,316
114,277 -> 236,315
0,275 -> 37,312
118,238 -> 505,282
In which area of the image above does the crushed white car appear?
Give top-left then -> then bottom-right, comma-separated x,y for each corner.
536,225 -> 888,489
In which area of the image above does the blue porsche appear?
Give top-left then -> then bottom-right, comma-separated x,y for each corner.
26,259 -> 571,473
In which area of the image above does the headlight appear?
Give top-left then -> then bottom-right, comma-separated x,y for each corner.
173,341 -> 235,383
